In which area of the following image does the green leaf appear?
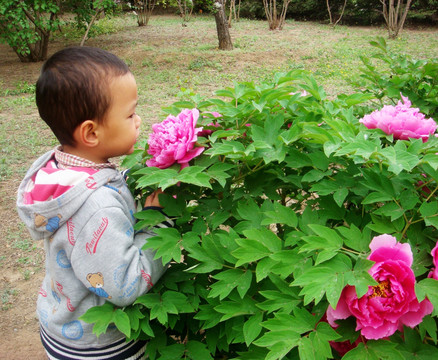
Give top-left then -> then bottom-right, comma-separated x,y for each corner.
301,224 -> 343,265
237,199 -> 264,227
187,340 -> 214,360
347,258 -> 377,298
177,166 -> 212,188
258,289 -> 300,313
299,322 -> 340,360
362,192 -> 394,204
184,237 -> 225,273
140,317 -> 154,337
232,238 -> 272,266
423,154 -> 438,170
380,142 -> 419,175
135,167 -> 180,190
209,129 -> 240,143
337,224 -> 370,253
243,228 -> 282,253
142,227 -> 182,264
334,187 -> 349,207
113,309 -> 131,338
343,340 -> 404,360
133,210 -> 166,230
158,343 -> 185,360
124,305 -> 144,332
253,330 -> 300,360
419,201 -> 438,228
210,269 -> 253,300
292,255 -> 351,306
243,312 -> 263,346
416,278 -> 438,313
161,290 -> 196,313
419,315 -> 437,344
261,201 -> 298,227
280,124 -> 301,145
79,302 -> 115,338
205,140 -> 247,157
205,162 -> 234,187
214,296 -> 257,321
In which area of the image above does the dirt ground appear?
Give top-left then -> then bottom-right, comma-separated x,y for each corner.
0,51 -> 48,360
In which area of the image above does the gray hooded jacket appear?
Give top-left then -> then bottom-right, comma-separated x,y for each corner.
16,150 -> 168,348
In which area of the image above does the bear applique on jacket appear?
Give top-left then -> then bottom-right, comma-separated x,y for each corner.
86,272 -> 112,299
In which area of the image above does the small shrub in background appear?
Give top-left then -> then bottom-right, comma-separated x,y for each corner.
352,36 -> 438,119
81,41 -> 438,359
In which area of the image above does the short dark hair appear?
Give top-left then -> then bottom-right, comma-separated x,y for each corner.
36,46 -> 130,146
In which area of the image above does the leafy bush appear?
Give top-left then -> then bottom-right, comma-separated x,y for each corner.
352,37 -> 438,119
81,52 -> 438,358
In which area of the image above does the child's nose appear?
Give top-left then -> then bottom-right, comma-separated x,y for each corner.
135,114 -> 141,128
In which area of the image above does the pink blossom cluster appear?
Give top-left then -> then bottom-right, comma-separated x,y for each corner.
146,109 -> 204,169
327,234 -> 433,340
429,241 -> 438,280
360,95 -> 436,142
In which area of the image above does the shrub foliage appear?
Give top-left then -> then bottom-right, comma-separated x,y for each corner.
81,40 -> 438,359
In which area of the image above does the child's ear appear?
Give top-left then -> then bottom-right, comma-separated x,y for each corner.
74,120 -> 99,148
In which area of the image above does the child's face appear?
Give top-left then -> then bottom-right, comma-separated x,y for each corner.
99,73 -> 141,160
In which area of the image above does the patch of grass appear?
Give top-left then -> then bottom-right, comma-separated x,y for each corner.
3,81 -> 36,96
188,57 -> 223,71
12,238 -> 35,252
1,287 -> 18,311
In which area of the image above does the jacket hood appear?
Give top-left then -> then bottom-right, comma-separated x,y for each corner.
17,150 -> 119,241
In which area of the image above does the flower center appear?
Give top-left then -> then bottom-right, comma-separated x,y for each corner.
369,280 -> 390,298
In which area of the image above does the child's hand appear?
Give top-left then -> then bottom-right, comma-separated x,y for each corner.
144,189 -> 163,208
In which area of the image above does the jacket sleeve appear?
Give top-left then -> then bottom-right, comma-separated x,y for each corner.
70,205 -> 170,307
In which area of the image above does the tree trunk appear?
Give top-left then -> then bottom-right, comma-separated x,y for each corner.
263,0 -> 291,30
135,0 -> 156,26
214,0 -> 233,50
333,0 -> 347,28
80,8 -> 104,46
326,0 -> 333,24
17,8 -> 55,62
380,0 -> 412,38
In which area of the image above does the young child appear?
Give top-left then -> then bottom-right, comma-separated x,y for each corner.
16,46 -> 171,359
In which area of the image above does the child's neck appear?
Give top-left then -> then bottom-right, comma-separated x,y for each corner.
61,145 -> 108,165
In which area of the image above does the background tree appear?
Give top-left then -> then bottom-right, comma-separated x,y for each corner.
78,0 -> 118,46
380,0 -> 413,38
213,0 -> 233,50
326,0 -> 348,27
0,0 -> 61,62
176,0 -> 194,25
133,0 -> 157,26
227,0 -> 239,27
263,0 -> 291,30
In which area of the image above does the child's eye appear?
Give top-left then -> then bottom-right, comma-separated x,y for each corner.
129,113 -> 136,118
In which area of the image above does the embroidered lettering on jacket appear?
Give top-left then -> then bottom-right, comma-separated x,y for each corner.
39,286 -> 47,297
141,270 -> 154,290
56,281 -> 76,312
85,176 -> 97,189
86,217 -> 108,254
67,218 -> 76,246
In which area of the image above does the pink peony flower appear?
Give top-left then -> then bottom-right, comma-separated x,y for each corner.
360,95 -> 436,142
327,234 -> 433,340
146,108 -> 204,169
429,241 -> 438,280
